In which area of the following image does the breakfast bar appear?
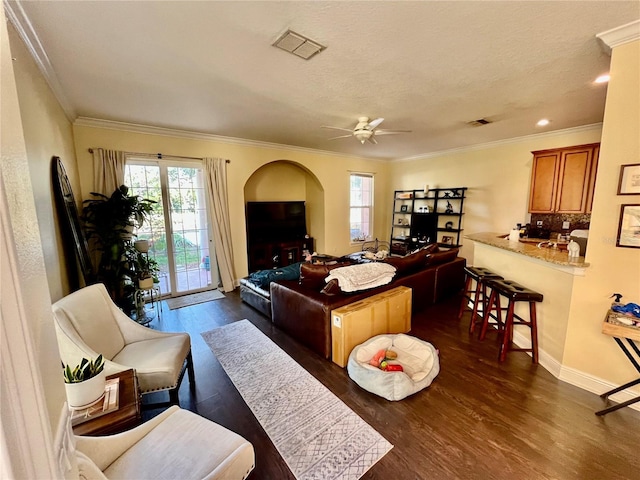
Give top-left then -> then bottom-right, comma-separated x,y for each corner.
465,232 -> 590,372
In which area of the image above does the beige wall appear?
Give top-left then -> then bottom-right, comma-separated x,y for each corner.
244,161 -> 307,201
8,23 -> 81,302
72,125 -> 391,277
2,14 -> 68,467
564,40 -> 640,386
389,126 -> 603,263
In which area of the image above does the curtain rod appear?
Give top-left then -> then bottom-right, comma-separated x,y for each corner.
88,148 -> 230,163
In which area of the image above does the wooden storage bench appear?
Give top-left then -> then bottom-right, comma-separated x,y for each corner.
331,286 -> 412,367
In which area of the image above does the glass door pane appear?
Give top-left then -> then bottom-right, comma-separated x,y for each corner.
126,164 -> 172,295
126,161 -> 218,297
167,166 -> 215,293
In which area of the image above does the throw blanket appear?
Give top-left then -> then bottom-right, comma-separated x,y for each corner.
325,262 -> 396,292
248,262 -> 302,290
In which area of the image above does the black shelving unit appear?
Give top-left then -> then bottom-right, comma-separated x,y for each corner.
390,187 -> 466,255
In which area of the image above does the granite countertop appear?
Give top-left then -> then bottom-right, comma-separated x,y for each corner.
465,232 -> 590,268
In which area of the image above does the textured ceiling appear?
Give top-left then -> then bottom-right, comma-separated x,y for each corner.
11,1 -> 640,160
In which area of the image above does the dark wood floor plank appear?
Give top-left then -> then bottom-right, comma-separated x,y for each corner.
142,290 -> 640,479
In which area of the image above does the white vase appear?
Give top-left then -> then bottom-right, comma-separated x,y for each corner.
65,370 -> 106,408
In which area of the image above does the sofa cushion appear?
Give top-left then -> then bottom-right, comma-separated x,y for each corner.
426,248 -> 459,266
410,243 -> 440,256
383,243 -> 437,276
299,263 -> 343,290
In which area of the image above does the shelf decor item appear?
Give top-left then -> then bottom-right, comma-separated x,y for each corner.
618,164 -> 640,195
63,355 -> 106,408
616,204 -> 640,248
445,201 -> 454,214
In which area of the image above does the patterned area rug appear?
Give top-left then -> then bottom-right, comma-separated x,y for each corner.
202,320 -> 393,480
166,289 -> 225,310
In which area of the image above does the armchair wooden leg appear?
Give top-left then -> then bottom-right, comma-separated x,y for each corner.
187,350 -> 196,391
169,387 -> 180,406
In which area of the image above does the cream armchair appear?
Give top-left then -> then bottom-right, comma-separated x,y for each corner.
75,406 -> 255,480
53,283 -> 195,406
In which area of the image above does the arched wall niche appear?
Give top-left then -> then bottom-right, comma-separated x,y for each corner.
243,159 -> 325,255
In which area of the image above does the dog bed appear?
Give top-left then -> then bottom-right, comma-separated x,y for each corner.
347,334 -> 440,401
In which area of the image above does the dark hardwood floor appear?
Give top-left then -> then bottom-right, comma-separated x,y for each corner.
142,290 -> 640,479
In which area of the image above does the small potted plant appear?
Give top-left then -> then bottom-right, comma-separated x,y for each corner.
132,251 -> 159,290
62,355 -> 106,408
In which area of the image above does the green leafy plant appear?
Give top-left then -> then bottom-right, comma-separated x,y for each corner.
62,355 -> 105,384
130,250 -> 160,282
81,185 -> 156,310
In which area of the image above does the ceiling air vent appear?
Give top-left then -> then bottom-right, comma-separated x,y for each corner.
467,118 -> 492,127
273,29 -> 326,60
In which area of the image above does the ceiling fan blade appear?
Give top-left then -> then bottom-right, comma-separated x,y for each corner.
321,126 -> 354,133
327,134 -> 354,140
374,129 -> 412,135
367,136 -> 378,145
366,117 -> 385,130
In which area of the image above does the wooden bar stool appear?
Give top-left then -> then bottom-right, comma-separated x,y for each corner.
458,266 -> 503,334
479,278 -> 543,363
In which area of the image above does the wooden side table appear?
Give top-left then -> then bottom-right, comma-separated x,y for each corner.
73,369 -> 141,436
598,320 -> 640,416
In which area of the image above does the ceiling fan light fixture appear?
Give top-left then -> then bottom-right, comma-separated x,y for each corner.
355,129 -> 373,144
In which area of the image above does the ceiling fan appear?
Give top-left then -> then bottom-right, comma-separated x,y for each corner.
321,117 -> 411,144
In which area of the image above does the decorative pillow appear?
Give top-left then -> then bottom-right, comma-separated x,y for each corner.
426,248 -> 459,266
299,263 -> 343,290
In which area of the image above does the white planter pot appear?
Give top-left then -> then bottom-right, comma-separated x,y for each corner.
65,370 -> 106,408
134,240 -> 149,253
139,277 -> 154,290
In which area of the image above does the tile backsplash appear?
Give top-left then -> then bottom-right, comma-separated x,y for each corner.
529,213 -> 590,234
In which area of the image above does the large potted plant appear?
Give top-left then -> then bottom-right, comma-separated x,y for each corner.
82,185 -> 156,310
62,355 -> 106,408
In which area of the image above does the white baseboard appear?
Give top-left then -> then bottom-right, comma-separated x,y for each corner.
511,330 -> 640,412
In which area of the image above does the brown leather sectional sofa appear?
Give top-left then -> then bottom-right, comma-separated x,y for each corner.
244,247 -> 466,359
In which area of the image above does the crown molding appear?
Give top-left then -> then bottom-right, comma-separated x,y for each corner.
73,117 -> 386,162
395,123 -> 603,163
597,20 -> 640,52
4,0 -> 76,120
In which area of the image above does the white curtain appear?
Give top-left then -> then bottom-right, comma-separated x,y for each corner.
92,148 -> 126,195
204,157 -> 236,292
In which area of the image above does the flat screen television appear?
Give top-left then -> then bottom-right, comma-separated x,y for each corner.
246,201 -> 307,243
410,213 -> 437,243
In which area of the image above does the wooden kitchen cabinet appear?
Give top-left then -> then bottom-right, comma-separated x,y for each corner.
528,143 -> 599,213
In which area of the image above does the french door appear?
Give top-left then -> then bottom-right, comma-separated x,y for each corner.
125,161 -> 218,296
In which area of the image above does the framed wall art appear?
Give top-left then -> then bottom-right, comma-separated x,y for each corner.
616,204 -> 640,248
617,163 -> 640,195
441,235 -> 454,246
